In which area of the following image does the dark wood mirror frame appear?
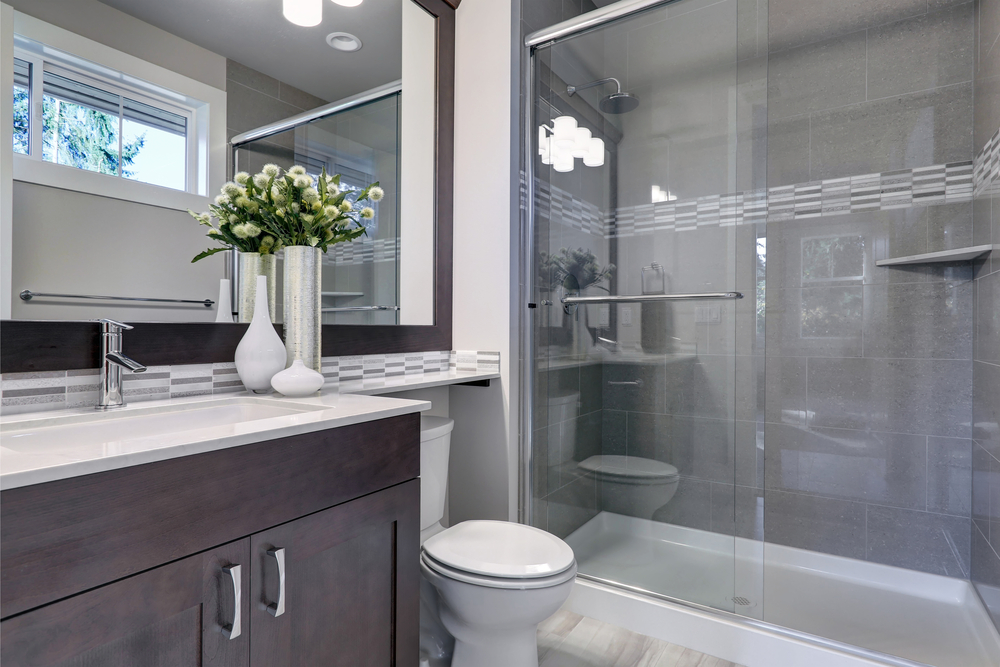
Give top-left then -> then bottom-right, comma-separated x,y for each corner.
1,0 -> 460,375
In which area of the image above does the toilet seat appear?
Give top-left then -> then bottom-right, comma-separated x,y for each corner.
422,520 -> 576,579
421,552 -> 577,590
578,455 -> 679,484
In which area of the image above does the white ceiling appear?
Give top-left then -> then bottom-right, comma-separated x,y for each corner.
97,0 -> 403,103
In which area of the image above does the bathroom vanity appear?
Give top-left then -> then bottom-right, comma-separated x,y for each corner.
0,393 -> 426,666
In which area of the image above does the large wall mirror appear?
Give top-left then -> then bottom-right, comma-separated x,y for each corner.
0,0 -> 455,372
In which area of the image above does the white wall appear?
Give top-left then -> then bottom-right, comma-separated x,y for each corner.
399,0 -> 436,325
2,0 -> 225,90
448,0 -> 519,524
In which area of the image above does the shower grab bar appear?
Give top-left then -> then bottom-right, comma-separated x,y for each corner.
20,290 -> 214,307
608,379 -> 644,387
321,305 -> 400,313
561,292 -> 742,305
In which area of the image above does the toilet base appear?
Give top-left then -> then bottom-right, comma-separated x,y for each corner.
450,629 -> 540,667
421,557 -> 576,667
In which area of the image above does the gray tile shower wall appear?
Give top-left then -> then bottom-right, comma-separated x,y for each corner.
763,0 -> 977,579
972,0 -> 1000,631
0,351 -> 500,415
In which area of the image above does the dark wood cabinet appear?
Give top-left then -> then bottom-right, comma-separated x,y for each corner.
0,416 -> 421,667
1,539 -> 250,667
250,481 -> 419,667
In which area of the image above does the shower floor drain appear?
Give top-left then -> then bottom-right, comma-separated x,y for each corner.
732,596 -> 756,607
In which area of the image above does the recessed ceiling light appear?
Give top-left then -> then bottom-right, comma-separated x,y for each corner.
331,0 -> 363,6
326,32 -> 363,52
283,0 -> 322,26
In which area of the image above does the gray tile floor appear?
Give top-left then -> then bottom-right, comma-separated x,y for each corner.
538,611 -> 744,667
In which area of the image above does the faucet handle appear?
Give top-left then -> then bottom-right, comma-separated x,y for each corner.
96,318 -> 134,333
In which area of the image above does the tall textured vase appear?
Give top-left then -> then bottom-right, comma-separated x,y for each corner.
234,275 -> 286,393
237,251 -> 276,323
283,245 -> 322,372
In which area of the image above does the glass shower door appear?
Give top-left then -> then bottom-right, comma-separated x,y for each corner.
527,0 -> 764,617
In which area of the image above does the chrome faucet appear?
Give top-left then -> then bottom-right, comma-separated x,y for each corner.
96,319 -> 147,410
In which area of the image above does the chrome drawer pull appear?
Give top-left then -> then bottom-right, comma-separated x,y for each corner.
222,564 -> 242,639
266,548 -> 286,617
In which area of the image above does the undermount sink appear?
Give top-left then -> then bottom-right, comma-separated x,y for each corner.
0,396 -> 327,457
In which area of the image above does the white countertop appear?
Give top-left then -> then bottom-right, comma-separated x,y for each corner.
0,390 -> 430,491
336,369 -> 500,395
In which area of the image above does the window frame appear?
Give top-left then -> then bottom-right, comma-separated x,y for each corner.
23,57 -> 197,190
9,11 -> 226,212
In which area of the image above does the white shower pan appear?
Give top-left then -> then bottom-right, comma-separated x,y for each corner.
563,512 -> 1000,667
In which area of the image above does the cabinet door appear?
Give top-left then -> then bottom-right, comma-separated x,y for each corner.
1,539 -> 250,667
250,479 -> 419,667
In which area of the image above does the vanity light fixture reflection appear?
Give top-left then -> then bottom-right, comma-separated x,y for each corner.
284,0 -> 322,26
539,116 -> 604,173
331,0 -> 364,6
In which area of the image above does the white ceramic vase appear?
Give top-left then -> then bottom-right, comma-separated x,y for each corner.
215,278 -> 234,323
271,359 -> 325,397
235,275 -> 286,393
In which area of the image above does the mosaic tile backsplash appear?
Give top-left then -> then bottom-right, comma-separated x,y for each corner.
0,350 -> 501,415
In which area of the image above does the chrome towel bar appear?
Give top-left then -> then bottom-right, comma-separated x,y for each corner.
608,379 -> 644,387
321,305 -> 401,313
20,290 -> 214,307
562,292 -> 742,305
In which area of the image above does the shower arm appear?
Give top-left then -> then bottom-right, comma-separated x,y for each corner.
567,77 -> 623,97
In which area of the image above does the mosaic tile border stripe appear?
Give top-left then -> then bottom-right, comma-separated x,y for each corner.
974,126 -> 1000,197
325,237 -> 399,266
532,126 -> 1000,239
0,350 -> 500,415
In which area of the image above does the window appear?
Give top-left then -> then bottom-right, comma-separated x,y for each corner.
13,58 -> 29,155
13,35 -> 206,195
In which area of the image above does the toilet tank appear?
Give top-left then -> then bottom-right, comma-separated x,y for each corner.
420,416 -> 455,532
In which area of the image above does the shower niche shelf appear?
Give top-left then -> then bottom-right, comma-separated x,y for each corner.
875,244 -> 997,267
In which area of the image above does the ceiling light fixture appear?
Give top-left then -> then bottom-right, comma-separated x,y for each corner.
331,0 -> 364,6
326,32 -> 363,52
283,0 -> 322,26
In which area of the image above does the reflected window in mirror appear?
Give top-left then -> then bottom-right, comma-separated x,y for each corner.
13,57 -> 29,154
13,36 -> 207,195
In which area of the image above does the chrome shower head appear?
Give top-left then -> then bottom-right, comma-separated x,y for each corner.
567,77 -> 640,114
600,92 -> 640,114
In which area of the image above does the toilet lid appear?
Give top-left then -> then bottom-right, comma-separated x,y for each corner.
422,520 -> 575,579
578,455 -> 679,480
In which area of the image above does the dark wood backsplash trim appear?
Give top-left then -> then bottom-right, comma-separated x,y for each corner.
0,413 -> 420,618
0,0 -> 454,374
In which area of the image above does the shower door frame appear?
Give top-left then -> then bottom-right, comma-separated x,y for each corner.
516,3 -> 937,666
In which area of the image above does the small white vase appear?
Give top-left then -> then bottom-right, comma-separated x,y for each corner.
271,359 -> 325,397
235,275 -> 286,393
215,278 -> 234,323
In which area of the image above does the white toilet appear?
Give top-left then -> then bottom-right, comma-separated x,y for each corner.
578,454 -> 680,520
418,416 -> 577,667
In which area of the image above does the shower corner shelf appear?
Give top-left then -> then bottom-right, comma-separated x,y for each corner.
321,291 -> 365,297
875,244 -> 997,267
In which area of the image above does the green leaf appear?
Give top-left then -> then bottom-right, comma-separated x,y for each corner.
192,247 -> 229,263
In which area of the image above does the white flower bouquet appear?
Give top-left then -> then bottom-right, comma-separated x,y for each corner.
190,163 -> 383,262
